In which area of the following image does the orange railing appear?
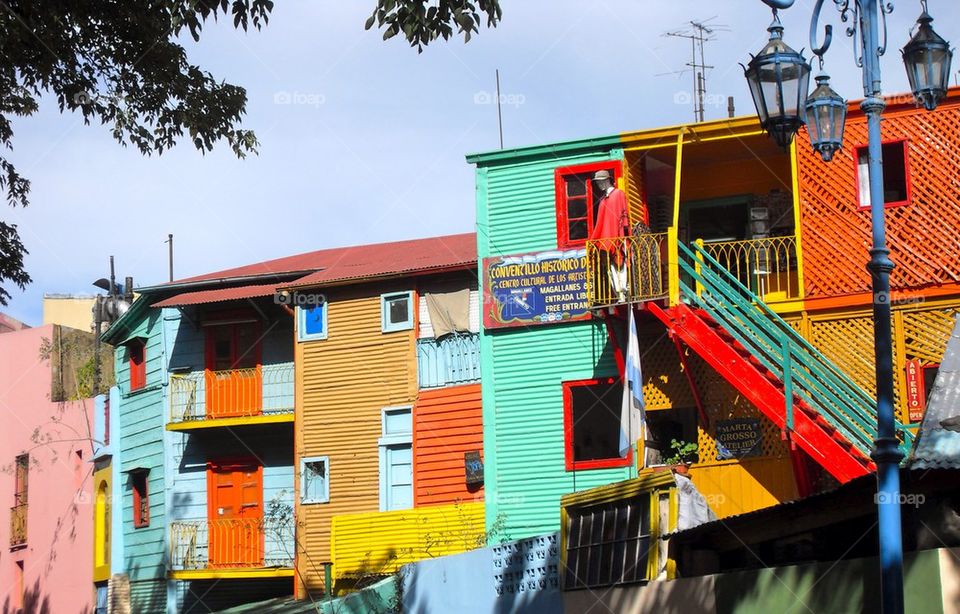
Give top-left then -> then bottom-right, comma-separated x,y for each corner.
169,363 -> 294,424
170,518 -> 294,570
10,503 -> 26,547
586,233 -> 669,308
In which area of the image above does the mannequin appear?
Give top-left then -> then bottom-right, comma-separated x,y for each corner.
589,170 -> 631,302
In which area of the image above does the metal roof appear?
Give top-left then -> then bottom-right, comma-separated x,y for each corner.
283,232 -> 476,289
909,314 -> 960,470
151,281 -> 292,308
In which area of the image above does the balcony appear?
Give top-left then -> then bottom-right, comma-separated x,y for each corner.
330,502 -> 485,581
168,362 -> 294,430
169,518 -> 294,578
417,333 -> 481,389
585,233 -> 802,310
585,233 -> 669,308
9,503 -> 26,548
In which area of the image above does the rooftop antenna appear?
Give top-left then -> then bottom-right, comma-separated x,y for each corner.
663,18 -> 728,123
496,69 -> 504,149
166,233 -> 174,282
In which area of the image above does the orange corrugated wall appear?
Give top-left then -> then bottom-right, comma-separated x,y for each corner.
413,383 -> 484,507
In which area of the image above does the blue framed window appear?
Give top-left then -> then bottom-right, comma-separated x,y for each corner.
297,303 -> 328,342
381,291 -> 414,333
300,456 -> 329,504
378,406 -> 413,511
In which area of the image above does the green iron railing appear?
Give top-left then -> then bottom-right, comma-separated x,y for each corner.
677,241 -> 914,460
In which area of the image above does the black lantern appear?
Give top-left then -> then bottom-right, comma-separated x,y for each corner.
744,14 -> 812,148
902,3 -> 953,111
804,72 -> 847,162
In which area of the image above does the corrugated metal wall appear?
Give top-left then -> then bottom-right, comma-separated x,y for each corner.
413,383 -> 484,507
476,150 -> 633,541
330,502 -> 485,579
296,283 -> 417,592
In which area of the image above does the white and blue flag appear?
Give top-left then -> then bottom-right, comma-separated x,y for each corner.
619,308 -> 647,460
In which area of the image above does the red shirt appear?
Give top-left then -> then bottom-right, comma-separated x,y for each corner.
590,188 -> 631,240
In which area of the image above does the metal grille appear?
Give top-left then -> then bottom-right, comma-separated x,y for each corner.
586,233 -> 668,307
169,518 -> 294,570
169,362 -> 294,423
701,236 -> 800,303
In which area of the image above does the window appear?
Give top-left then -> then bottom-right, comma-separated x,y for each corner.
564,494 -> 652,589
131,470 -> 149,528
379,406 -> 413,511
554,161 -> 623,248
11,455 -> 28,547
297,303 -> 328,342
563,378 -> 632,471
128,339 -> 146,391
300,456 -> 329,504
855,140 -> 911,209
381,292 -> 414,333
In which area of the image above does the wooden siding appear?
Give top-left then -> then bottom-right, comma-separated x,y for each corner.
115,308 -> 168,592
413,384 -> 484,507
688,458 -> 797,519
330,502 -> 484,580
296,284 -> 418,593
797,96 -> 960,299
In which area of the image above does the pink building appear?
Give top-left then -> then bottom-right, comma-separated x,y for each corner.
0,324 -> 94,614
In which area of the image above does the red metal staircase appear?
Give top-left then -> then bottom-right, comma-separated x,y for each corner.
647,301 -> 873,483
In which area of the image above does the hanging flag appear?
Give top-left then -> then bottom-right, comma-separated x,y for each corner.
619,308 -> 647,460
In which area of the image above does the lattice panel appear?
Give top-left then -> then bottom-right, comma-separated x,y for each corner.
796,101 -> 960,297
902,306 -> 960,364
624,150 -> 648,227
687,353 -> 789,463
808,314 -> 900,409
638,322 -> 693,411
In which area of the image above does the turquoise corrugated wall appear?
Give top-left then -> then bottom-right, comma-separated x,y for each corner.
115,308 -> 167,612
476,148 -> 633,540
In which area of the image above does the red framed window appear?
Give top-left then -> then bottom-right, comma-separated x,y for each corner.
128,339 -> 146,391
854,139 -> 912,210
132,470 -> 150,528
563,377 -> 632,471
204,319 -> 261,371
554,161 -> 623,248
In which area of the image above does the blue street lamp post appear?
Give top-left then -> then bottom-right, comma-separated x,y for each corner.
745,2 -> 953,613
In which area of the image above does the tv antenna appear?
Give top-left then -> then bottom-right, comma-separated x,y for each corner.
662,18 -> 728,123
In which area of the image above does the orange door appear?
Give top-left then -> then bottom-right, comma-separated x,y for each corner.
208,460 -> 263,568
205,322 -> 262,418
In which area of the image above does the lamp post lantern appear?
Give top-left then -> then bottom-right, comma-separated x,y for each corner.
743,13 -> 811,148
748,1 -> 954,613
902,2 -> 954,111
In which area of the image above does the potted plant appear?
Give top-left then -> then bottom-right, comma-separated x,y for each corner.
663,438 -> 699,475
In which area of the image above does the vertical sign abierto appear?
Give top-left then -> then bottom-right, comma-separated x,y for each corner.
905,359 -> 926,422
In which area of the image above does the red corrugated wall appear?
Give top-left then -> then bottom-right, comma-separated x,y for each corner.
413,383 -> 484,507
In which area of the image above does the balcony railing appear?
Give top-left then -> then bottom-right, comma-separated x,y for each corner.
170,517 -> 294,570
700,235 -> 800,303
586,233 -> 669,308
417,333 -> 481,388
169,362 -> 294,424
9,503 -> 26,547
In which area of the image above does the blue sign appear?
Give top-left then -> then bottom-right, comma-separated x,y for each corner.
483,249 -> 590,329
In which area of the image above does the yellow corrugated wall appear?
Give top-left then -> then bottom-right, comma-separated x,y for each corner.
295,284 -> 418,594
331,501 -> 485,579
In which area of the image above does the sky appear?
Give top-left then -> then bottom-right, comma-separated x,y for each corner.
5,0 -> 959,325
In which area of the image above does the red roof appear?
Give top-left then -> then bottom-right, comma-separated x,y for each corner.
152,282 -> 291,308
159,232 -> 477,290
